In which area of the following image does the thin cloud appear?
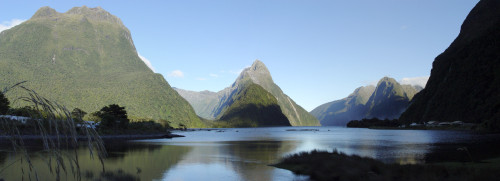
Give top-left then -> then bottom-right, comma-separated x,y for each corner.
229,69 -> 243,75
209,73 -> 218,78
138,53 -> 155,72
362,78 -> 380,86
0,19 -> 26,33
399,76 -> 429,88
225,66 -> 250,75
168,70 -> 184,78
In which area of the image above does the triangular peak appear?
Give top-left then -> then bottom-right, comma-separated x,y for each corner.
238,59 -> 273,85
245,59 -> 270,75
251,59 -> 267,69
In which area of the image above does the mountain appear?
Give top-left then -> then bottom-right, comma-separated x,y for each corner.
311,77 -> 420,126
0,6 -> 205,128
173,88 -> 220,119
365,77 -> 416,119
400,0 -> 500,130
176,60 -> 320,126
310,85 -> 375,126
217,83 -> 290,127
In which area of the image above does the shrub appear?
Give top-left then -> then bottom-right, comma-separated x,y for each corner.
0,91 -> 9,114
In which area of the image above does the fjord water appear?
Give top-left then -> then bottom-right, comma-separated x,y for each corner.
1,127 -> 499,181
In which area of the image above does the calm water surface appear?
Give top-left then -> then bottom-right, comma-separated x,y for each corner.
1,127 -> 499,181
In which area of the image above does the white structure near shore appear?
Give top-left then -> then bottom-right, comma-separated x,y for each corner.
76,121 -> 99,129
0,115 -> 30,124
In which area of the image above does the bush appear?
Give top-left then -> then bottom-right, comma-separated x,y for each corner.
94,104 -> 129,130
347,118 -> 400,128
71,108 -> 87,120
129,121 -> 165,132
0,91 -> 9,114
9,106 -> 37,117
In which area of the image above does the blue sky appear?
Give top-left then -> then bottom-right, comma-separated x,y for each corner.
0,0 -> 479,111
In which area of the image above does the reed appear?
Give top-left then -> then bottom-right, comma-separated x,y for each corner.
0,82 -> 106,181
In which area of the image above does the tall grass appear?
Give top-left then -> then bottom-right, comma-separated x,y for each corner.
0,82 -> 106,181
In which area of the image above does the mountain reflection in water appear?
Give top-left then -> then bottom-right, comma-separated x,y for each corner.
2,127 -> 500,181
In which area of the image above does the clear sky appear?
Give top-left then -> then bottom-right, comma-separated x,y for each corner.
0,0 -> 479,111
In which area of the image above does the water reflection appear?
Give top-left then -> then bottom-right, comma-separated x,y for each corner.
160,140 -> 300,181
104,141 -> 162,159
0,151 -> 6,165
2,127 -> 500,181
424,134 -> 500,163
0,142 -> 191,181
321,129 -> 437,164
224,141 -> 297,181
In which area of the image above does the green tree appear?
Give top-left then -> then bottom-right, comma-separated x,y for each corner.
96,104 -> 129,129
178,123 -> 187,130
10,106 -> 37,117
71,108 -> 87,120
0,91 -> 9,115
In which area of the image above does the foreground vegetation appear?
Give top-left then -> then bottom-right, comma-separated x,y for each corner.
87,104 -> 172,135
0,82 -> 181,180
0,83 -> 106,181
274,150 -> 500,181
1,84 -> 173,134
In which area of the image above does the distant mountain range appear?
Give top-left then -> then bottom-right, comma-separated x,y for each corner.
0,6 -> 205,128
8,1 -> 497,130
400,0 -> 500,131
311,77 -> 422,126
176,60 -> 320,127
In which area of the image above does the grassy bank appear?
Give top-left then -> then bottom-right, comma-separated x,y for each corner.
273,150 -> 500,181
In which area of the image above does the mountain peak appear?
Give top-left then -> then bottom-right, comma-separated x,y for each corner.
31,6 -> 124,27
66,6 -> 123,25
374,77 -> 404,97
237,60 -> 273,86
378,77 -> 398,85
251,59 -> 267,69
248,59 -> 270,76
32,6 -> 58,18
348,85 -> 376,105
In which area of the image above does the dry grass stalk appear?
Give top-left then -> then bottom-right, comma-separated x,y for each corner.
0,82 -> 107,181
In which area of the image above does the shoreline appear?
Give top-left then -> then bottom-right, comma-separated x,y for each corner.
272,150 -> 500,181
366,126 -> 476,131
0,133 -> 185,141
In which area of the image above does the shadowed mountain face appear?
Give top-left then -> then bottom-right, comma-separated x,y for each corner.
311,86 -> 375,126
218,83 -> 291,127
365,77 -> 413,119
400,0 -> 500,128
311,77 -> 420,126
176,60 -> 320,126
0,6 -> 204,128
